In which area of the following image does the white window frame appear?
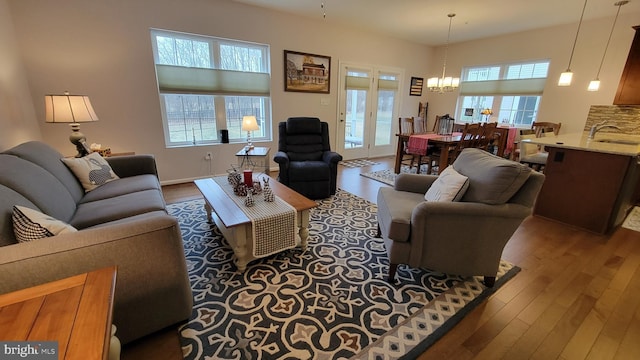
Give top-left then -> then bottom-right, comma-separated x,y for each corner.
456,60 -> 549,127
150,29 -> 272,147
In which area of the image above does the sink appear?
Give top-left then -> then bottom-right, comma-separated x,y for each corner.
595,139 -> 640,145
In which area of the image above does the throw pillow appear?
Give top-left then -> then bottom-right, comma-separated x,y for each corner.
424,166 -> 470,202
61,152 -> 119,192
12,205 -> 77,243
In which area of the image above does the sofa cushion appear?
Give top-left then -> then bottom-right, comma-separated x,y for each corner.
79,175 -> 161,203
377,186 -> 425,242
0,155 -> 78,223
4,141 -> 85,203
62,153 -> 120,192
424,166 -> 469,202
12,205 -> 77,242
71,189 -> 166,229
453,148 -> 531,205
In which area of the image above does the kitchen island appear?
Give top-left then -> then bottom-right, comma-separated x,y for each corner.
523,132 -> 640,234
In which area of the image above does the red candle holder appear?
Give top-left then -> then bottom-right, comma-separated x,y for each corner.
243,170 -> 253,187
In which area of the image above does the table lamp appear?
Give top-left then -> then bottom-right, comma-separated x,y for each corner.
45,91 -> 98,157
242,115 -> 259,150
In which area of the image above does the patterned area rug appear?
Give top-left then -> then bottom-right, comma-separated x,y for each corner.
169,189 -> 519,359
339,159 -> 380,168
622,206 -> 640,232
360,165 -> 438,186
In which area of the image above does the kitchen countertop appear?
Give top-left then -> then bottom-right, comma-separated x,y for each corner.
522,132 -> 640,156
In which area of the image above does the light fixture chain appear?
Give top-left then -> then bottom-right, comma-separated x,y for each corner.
595,1 -> 626,78
441,13 -> 455,81
566,0 -> 589,70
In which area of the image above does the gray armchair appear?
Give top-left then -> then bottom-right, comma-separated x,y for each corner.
376,148 -> 545,286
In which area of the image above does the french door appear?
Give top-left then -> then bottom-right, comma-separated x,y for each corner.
337,63 -> 403,160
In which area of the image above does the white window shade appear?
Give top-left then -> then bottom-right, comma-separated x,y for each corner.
345,76 -> 370,90
156,64 -> 271,96
378,79 -> 399,90
459,78 -> 546,96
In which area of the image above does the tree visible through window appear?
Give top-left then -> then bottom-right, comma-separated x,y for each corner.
151,29 -> 271,147
457,60 -> 549,126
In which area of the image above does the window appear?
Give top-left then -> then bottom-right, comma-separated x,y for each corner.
456,60 -> 549,126
151,29 -> 271,147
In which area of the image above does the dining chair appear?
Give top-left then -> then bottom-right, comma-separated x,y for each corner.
398,117 -> 437,174
519,121 -> 561,172
398,117 -> 418,171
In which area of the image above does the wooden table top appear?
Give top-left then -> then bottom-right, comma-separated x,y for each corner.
194,175 -> 317,228
0,266 -> 117,360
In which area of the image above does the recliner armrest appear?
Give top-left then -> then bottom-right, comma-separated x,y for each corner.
394,173 -> 438,194
322,151 -> 343,164
274,151 -> 290,165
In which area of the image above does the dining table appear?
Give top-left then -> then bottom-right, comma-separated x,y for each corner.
394,132 -> 463,174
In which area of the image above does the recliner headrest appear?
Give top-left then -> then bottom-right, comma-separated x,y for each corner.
286,117 -> 322,134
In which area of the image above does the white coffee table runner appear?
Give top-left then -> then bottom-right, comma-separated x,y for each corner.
213,177 -> 297,257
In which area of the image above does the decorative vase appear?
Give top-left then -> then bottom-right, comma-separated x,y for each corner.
263,177 -> 275,202
244,190 -> 255,207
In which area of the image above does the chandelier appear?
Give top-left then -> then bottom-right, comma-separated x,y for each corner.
427,13 -> 460,93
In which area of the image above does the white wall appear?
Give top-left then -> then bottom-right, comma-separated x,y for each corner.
6,0 -> 431,183
426,12 -> 639,134
4,0 -> 639,183
0,0 -> 40,149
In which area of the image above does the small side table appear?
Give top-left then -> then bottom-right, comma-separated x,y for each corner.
236,147 -> 271,174
0,266 -> 118,359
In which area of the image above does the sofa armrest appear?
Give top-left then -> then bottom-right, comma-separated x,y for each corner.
106,155 -> 158,178
394,173 -> 438,194
0,214 -> 192,344
322,151 -> 343,164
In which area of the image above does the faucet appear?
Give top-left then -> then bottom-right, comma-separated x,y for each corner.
588,120 -> 621,139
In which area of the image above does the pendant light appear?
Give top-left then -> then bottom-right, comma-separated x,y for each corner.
427,13 -> 460,93
588,1 -> 628,91
558,0 -> 589,86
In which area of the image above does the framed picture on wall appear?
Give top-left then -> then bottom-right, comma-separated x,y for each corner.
410,77 -> 423,96
284,50 -> 331,93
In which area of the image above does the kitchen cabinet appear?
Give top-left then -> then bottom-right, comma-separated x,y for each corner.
524,132 -> 640,234
614,25 -> 640,105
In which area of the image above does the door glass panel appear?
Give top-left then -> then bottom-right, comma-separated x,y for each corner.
375,90 -> 394,146
344,70 -> 369,149
345,89 -> 366,148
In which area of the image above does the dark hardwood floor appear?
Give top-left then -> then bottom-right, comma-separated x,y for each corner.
122,156 -> 640,359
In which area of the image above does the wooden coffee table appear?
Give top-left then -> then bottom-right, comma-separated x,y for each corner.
194,174 -> 317,271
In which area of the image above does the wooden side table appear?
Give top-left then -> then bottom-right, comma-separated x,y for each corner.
0,266 -> 118,359
236,147 -> 270,174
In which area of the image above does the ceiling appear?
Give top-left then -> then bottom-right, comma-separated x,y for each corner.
232,0 -> 640,46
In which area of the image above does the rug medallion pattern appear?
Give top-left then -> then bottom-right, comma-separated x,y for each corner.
169,189 -> 518,359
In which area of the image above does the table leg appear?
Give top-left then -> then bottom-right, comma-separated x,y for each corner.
394,137 -> 404,174
298,210 -> 310,251
233,225 -> 250,272
439,147 -> 451,170
204,202 -> 213,223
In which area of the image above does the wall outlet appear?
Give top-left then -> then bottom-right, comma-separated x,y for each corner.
205,152 -> 212,160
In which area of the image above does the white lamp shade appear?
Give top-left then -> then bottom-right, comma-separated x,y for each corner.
241,115 -> 259,131
558,71 -> 573,86
45,93 -> 98,123
587,79 -> 601,91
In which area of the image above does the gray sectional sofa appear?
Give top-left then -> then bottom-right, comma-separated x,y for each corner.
0,141 -> 192,344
